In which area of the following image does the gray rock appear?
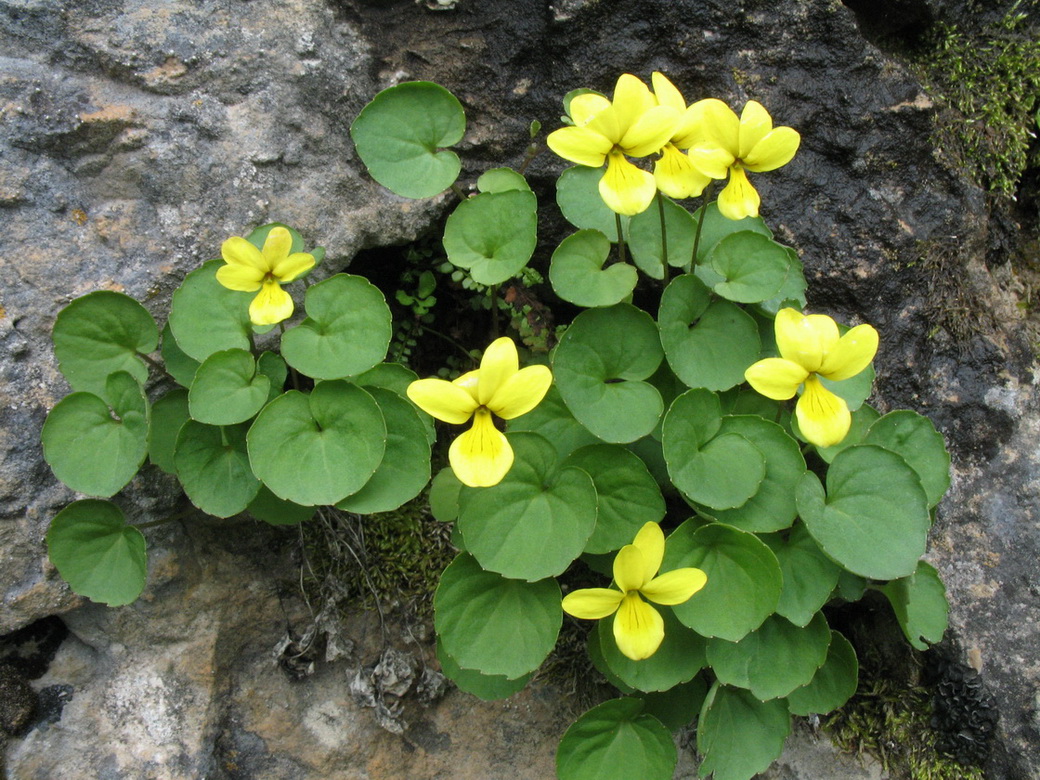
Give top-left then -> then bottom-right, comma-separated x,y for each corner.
1,0 -> 1038,777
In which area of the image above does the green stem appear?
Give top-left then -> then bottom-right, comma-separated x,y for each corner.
518,143 -> 541,176
691,182 -> 716,268
657,194 -> 670,284
490,284 -> 501,339
139,351 -> 165,374
417,324 -> 478,365
450,182 -> 468,200
615,212 -> 627,266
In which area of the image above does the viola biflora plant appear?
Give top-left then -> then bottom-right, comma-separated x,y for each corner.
41,73 -> 953,780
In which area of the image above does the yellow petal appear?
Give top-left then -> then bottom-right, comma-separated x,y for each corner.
819,324 -> 879,381
215,262 -> 264,292
249,280 -> 294,326
562,587 -> 624,619
611,74 -> 656,134
584,103 -> 623,146
688,98 -> 739,154
272,251 -> 315,283
452,369 -> 481,403
745,357 -> 810,400
619,105 -> 680,157
737,100 -> 773,159
775,308 -> 840,373
796,375 -> 851,448
686,143 -> 735,179
221,236 -> 266,270
613,593 -> 665,661
631,522 -> 664,583
716,166 -> 761,220
488,365 -> 552,420
546,126 -> 612,168
261,226 -> 293,267
599,152 -> 657,216
744,126 -> 800,172
671,104 -> 709,149
570,93 -> 611,126
449,408 -> 514,487
406,378 -> 479,424
654,144 -> 711,199
641,567 -> 708,605
477,337 -> 519,405
613,544 -> 647,594
651,72 -> 686,113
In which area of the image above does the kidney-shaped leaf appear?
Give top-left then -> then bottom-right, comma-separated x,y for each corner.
436,640 -> 532,701
52,291 -> 158,395
707,231 -> 791,304
442,190 -> 538,285
550,230 -> 637,307
47,500 -> 147,606
435,552 -> 561,679
350,81 -> 465,198
557,698 -> 676,780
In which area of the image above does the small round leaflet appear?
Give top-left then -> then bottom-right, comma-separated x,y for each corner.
350,81 -> 465,198
434,553 -> 561,680
247,381 -> 386,506
280,274 -> 392,380
556,699 -> 676,780
549,230 -> 637,307
52,291 -> 158,395
47,500 -> 147,607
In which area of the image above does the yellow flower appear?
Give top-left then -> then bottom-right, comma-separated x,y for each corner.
685,99 -> 800,220
216,227 -> 316,326
562,522 -> 707,661
406,337 -> 552,487
547,74 -> 680,216
648,72 -> 714,200
744,308 -> 879,448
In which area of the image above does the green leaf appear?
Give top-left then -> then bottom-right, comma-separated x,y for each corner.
174,421 -> 260,517
188,349 -> 270,425
256,351 -> 288,402
350,81 -> 465,198
556,165 -> 630,239
557,699 -> 676,780
247,381 -> 386,506
148,388 -> 190,474
786,631 -> 859,716
436,640 -> 532,700
697,683 -> 790,780
816,403 -> 880,463
160,322 -> 200,388
863,411 -> 951,508
663,521 -> 782,641
351,362 -> 434,443
595,607 -> 707,692
755,247 -> 807,316
457,433 -> 596,581
819,363 -> 875,412
442,190 -> 538,285
662,391 -> 766,510
507,384 -> 600,461
637,676 -> 708,731
710,416 -> 805,532
658,274 -> 760,391
52,291 -> 158,395
563,444 -> 665,554
549,230 -> 637,307
761,524 -> 842,627
691,202 -> 772,264
281,274 -> 392,380
707,612 -> 832,700
47,500 -> 147,607
246,485 -> 315,526
169,260 -> 254,362
428,467 -> 462,523
881,561 -> 949,650
796,445 -> 930,580
553,304 -> 664,444
42,372 -> 150,497
628,194 -> 698,278
476,167 -> 531,194
335,388 -> 431,514
434,553 -> 561,679
707,232 -> 791,303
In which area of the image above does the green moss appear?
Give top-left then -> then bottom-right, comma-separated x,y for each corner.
915,4 -> 1040,197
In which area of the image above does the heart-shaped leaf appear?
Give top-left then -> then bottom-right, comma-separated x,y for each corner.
761,523 -> 842,627
442,190 -> 538,285
786,631 -> 858,716
148,388 -> 190,475
594,608 -> 707,693
863,410 -> 951,507
175,421 -> 260,517
436,640 -> 532,701
350,81 -> 465,198
697,683 -> 790,780
556,165 -> 630,239
549,229 -> 637,307
188,349 -> 270,425
557,699 -> 676,780
628,194 -> 698,278
169,260 -> 254,362
707,231 -> 791,303
881,561 -> 948,650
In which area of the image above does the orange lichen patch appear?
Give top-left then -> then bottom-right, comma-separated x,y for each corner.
78,104 -> 136,125
71,209 -> 88,226
144,57 -> 188,87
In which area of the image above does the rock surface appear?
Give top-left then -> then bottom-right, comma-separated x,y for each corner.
1,0 -> 1038,777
